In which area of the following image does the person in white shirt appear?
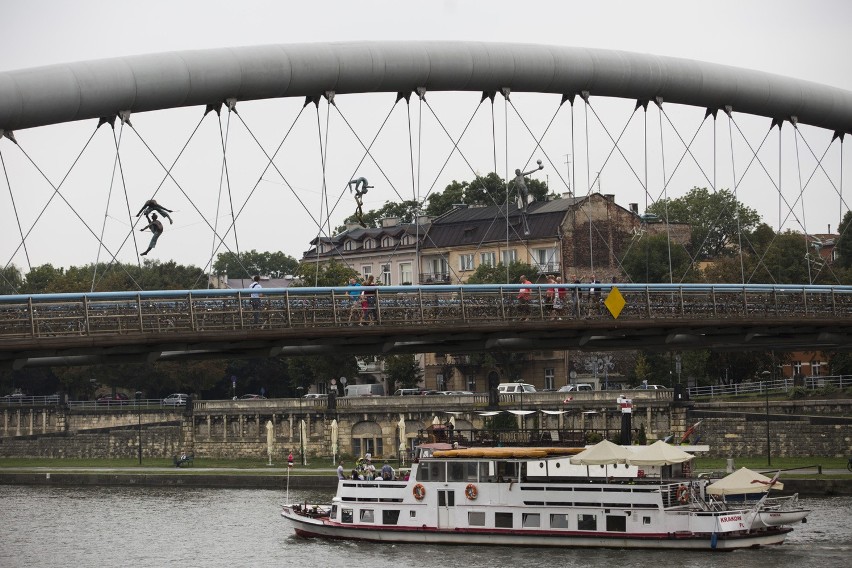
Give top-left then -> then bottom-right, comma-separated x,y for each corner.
250,275 -> 263,325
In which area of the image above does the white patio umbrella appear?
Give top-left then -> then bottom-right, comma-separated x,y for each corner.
398,415 -> 407,465
569,439 -> 631,465
706,467 -> 784,495
265,420 -> 274,466
330,419 -> 339,465
299,419 -> 307,465
627,440 -> 695,466
432,415 -> 441,426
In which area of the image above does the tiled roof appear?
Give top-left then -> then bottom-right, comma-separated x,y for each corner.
422,199 -> 581,249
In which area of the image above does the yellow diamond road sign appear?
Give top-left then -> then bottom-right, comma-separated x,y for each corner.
604,286 -> 626,319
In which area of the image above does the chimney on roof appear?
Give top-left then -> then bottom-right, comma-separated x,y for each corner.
604,194 -> 615,202
629,203 -> 639,214
381,217 -> 400,228
452,203 -> 468,209
828,223 -> 831,234
345,222 -> 362,231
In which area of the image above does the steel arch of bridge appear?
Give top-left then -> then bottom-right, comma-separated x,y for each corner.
2,283 -> 852,369
1,41 -> 851,134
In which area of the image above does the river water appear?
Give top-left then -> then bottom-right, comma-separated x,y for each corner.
0,485 -> 848,568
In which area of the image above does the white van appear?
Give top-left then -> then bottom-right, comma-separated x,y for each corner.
393,388 -> 422,396
497,383 -> 536,394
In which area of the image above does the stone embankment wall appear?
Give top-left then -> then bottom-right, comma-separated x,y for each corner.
1,398 -> 849,460
689,400 -> 852,458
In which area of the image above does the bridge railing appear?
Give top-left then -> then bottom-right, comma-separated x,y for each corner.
687,375 -> 852,398
1,284 -> 851,339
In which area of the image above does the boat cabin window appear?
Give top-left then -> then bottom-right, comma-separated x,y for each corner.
447,461 -> 481,482
382,510 -> 400,525
416,461 -> 446,482
495,461 -> 519,482
577,514 -> 597,531
438,491 -> 455,507
522,513 -> 540,528
331,504 -> 338,520
468,512 -> 486,526
360,509 -> 375,523
550,514 -> 570,529
341,508 -> 354,524
495,512 -> 513,528
606,515 -> 626,532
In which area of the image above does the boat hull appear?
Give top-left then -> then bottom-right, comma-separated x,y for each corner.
281,507 -> 791,551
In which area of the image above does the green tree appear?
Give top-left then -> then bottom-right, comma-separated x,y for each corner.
213,250 -> 299,279
466,261 -> 538,284
0,264 -> 23,294
382,354 -> 423,391
337,199 -> 421,232
621,234 -> 694,283
835,210 -> 852,269
295,259 -> 359,287
647,187 -> 761,259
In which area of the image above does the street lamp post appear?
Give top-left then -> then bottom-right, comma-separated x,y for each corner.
765,382 -> 771,466
135,391 -> 143,465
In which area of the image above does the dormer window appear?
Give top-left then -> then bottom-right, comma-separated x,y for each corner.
381,236 -> 395,248
344,240 -> 355,251
364,239 -> 376,250
401,235 -> 415,246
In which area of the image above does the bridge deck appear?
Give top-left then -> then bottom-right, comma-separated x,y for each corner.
2,284 -> 851,367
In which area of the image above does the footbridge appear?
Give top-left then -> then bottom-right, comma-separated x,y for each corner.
2,283 -> 851,368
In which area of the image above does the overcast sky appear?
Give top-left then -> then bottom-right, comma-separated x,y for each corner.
1,0 -> 850,276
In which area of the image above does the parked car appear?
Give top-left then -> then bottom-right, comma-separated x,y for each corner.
558,384 -> 594,392
497,383 -> 536,394
239,394 -> 267,400
302,393 -> 327,399
634,384 -> 666,390
393,388 -> 423,396
96,393 -> 129,405
162,393 -> 189,406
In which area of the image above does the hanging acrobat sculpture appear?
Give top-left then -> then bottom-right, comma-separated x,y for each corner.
512,160 -> 544,235
136,199 -> 174,224
348,177 -> 373,227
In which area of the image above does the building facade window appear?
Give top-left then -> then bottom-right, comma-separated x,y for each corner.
466,374 -> 476,392
811,361 -> 822,376
792,361 -> 802,375
459,254 -> 474,271
382,264 -> 392,285
480,252 -> 496,267
532,247 -> 558,272
381,236 -> 395,248
362,265 -> 372,279
344,240 -> 355,251
501,249 -> 517,265
436,373 -> 445,391
364,239 -> 376,249
402,234 -> 415,246
544,368 -> 555,391
399,262 -> 413,285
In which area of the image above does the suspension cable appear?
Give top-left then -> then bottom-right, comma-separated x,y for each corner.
793,127 -> 813,284
2,128 -> 98,274
657,101 -> 673,284
219,109 -> 243,280
0,148 -> 30,274
726,111 -> 746,284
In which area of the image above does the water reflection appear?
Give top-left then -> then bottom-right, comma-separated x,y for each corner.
0,486 -> 848,568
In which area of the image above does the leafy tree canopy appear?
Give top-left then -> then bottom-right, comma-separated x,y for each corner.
213,249 -> 299,279
295,259 -> 359,287
382,354 -> 424,391
466,261 -> 539,285
620,234 -> 695,283
647,187 -> 760,260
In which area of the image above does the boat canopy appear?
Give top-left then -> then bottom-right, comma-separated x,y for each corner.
626,440 -> 695,466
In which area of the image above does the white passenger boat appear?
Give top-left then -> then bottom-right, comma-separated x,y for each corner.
281,443 -> 809,551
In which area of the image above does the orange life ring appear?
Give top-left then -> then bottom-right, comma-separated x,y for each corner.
676,484 -> 689,504
464,483 -> 478,500
413,483 -> 426,501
